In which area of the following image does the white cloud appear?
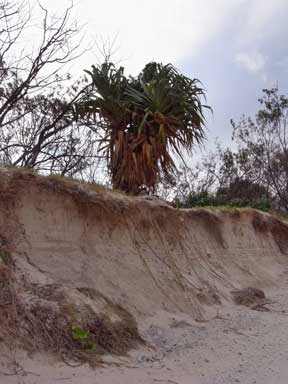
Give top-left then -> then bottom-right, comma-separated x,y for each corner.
41,0 -> 247,74
277,56 -> 288,72
39,0 -> 288,79
244,0 -> 288,36
233,0 -> 288,84
235,51 -> 269,84
81,0 -> 245,73
235,51 -> 266,73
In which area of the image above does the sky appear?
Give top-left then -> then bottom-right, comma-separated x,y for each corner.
42,0 -> 288,147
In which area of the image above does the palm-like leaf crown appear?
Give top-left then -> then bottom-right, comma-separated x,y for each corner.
81,61 -> 210,193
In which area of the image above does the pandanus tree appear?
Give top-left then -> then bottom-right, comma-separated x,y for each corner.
79,61 -> 210,193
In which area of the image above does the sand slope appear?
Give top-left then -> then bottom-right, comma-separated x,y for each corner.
1,168 -> 288,383
1,169 -> 287,318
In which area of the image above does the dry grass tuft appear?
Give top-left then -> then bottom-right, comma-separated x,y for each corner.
231,287 -> 265,306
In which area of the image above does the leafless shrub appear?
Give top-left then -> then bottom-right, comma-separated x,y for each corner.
0,0 -> 105,180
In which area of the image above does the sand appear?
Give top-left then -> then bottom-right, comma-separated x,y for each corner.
2,287 -> 288,383
1,168 -> 288,383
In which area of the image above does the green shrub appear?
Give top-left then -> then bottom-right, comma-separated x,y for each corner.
175,192 -> 272,212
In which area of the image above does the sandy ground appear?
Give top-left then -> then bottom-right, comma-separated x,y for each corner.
1,287 -> 288,384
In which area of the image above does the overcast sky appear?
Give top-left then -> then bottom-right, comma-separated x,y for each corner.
43,0 -> 288,146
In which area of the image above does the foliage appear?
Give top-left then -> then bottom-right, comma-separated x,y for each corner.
175,191 -> 271,212
170,87 -> 288,213
231,87 -> 288,211
1,1 -> 286,203
79,61 -> 210,193
71,323 -> 96,351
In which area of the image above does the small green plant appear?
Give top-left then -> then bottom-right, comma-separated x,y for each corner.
71,323 -> 96,351
71,322 -> 89,340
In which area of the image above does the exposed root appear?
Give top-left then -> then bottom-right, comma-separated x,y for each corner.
0,254 -> 144,367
